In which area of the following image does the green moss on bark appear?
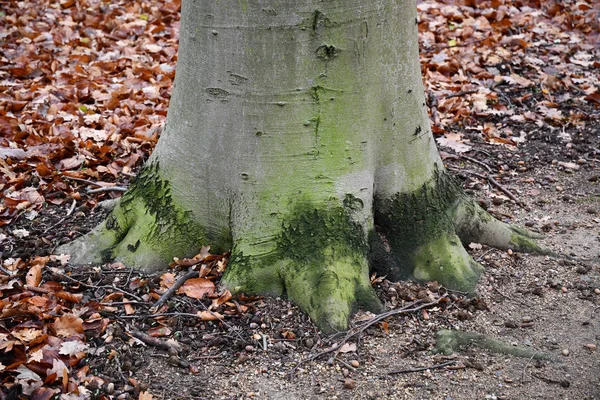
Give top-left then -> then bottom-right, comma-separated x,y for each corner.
100,161 -> 209,268
223,201 -> 380,332
373,169 -> 463,276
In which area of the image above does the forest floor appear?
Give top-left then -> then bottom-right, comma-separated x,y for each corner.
1,0 -> 599,399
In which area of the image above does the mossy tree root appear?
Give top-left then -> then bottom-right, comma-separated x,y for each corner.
223,205 -> 383,333
371,170 -> 547,293
57,162 -> 207,271
58,166 -> 546,332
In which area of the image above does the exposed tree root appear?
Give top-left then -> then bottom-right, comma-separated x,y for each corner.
58,168 -> 549,332
434,329 -> 551,360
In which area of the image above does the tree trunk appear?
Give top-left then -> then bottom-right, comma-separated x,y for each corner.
58,0 -> 542,332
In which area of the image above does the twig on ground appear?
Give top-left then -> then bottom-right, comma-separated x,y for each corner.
289,299 -> 444,380
66,199 -> 77,216
335,358 -> 357,371
0,265 -> 16,277
112,353 -> 128,382
51,270 -> 144,301
61,176 -> 101,186
460,155 -> 492,172
151,269 -> 199,312
488,176 -> 522,206
62,176 -> 128,193
493,286 -> 529,307
444,90 -> 479,99
421,37 -> 488,52
129,330 -> 184,354
87,186 -> 128,194
447,167 -> 524,207
388,360 -> 456,375
520,353 -> 537,383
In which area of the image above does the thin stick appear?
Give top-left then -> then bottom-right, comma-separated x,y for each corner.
87,186 -> 128,194
388,360 -> 456,375
444,90 -> 479,99
61,176 -> 102,186
289,299 -> 443,379
51,271 -> 144,301
521,353 -> 536,383
460,155 -> 492,172
151,269 -> 199,312
447,167 -> 524,207
488,176 -> 522,206
129,330 -> 184,354
66,199 -> 77,216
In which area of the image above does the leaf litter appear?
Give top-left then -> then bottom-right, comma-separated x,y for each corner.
1,0 -> 599,398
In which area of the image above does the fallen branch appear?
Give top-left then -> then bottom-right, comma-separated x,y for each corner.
448,167 -> 524,207
388,360 -> 456,375
444,90 -> 479,99
87,186 -> 128,194
129,329 -> 184,355
151,269 -> 199,312
289,298 -> 444,380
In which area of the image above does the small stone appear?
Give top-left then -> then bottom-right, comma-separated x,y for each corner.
594,288 -> 600,294
584,344 -> 597,351
252,333 -> 261,340
342,368 -> 349,377
492,197 -> 504,205
532,287 -> 544,296
249,322 -> 259,329
555,186 -> 564,192
167,355 -> 180,366
236,352 -> 250,364
245,345 -> 254,352
272,342 -> 287,353
507,249 -> 513,255
576,266 -> 588,274
327,358 -> 335,366
561,349 -> 569,356
305,338 -> 314,348
521,316 -> 533,323
561,287 -> 568,293
343,378 -> 357,389
105,383 -> 115,395
350,360 -> 360,368
505,320 -> 518,328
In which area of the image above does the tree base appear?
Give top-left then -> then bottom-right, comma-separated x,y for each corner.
57,166 -> 546,332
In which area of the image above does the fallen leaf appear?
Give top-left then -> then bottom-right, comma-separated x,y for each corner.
139,391 -> 154,400
59,341 -> 89,356
177,278 -> 215,299
51,314 -> 84,338
196,311 -> 224,321
26,264 -> 43,287
339,342 -> 357,353
147,326 -> 172,337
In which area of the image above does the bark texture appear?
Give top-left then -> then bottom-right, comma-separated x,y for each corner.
58,0 -> 541,331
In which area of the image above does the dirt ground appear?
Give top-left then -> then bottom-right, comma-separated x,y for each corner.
4,103 -> 599,399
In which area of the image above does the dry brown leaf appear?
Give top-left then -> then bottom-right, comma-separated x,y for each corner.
159,273 -> 176,290
50,314 -> 84,338
196,311 -> 224,321
147,326 -> 172,337
177,278 -> 215,299
26,264 -> 43,288
338,342 -> 357,353
139,391 -> 154,400
211,290 -> 232,309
